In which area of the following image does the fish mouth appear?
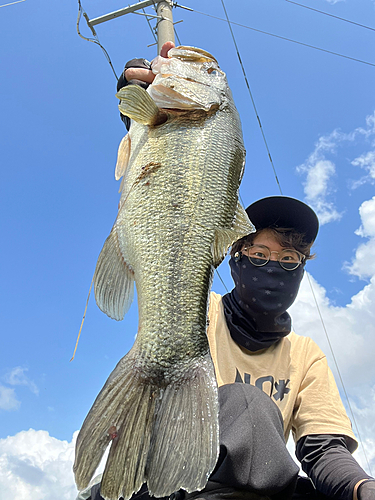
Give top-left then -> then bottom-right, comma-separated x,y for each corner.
169,45 -> 218,64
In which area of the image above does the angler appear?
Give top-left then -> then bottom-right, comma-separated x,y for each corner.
77,44 -> 375,500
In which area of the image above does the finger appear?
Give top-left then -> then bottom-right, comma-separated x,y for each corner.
160,41 -> 175,58
124,68 -> 155,84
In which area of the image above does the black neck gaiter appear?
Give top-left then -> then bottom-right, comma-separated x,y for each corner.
222,255 -> 304,351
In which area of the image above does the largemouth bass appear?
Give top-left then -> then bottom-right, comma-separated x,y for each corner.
74,46 -> 254,500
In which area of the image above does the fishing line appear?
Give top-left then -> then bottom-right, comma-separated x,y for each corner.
174,4 -> 375,68
285,0 -> 375,33
77,0 -> 119,80
70,274 -> 94,362
306,273 -> 373,475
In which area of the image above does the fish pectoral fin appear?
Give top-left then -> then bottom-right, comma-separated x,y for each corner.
93,229 -> 134,321
115,133 -> 131,181
212,200 -> 256,267
116,85 -> 167,126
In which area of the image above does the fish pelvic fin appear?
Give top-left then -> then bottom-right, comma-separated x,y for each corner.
94,229 -> 134,321
116,85 -> 167,126
74,352 -> 219,500
212,200 -> 256,267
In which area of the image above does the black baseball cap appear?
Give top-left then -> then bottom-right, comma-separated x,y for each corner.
245,196 -> 319,245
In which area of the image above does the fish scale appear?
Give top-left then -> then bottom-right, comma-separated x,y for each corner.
74,46 -> 254,500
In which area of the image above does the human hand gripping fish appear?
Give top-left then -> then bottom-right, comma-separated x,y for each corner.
73,44 -> 254,500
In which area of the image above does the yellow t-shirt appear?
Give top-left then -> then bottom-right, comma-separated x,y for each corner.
207,292 -> 357,448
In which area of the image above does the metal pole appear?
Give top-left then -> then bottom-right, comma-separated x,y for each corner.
89,0 -> 157,27
156,1 -> 175,54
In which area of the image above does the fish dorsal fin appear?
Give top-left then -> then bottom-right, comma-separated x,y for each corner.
115,134 -> 131,181
93,229 -> 134,321
116,85 -> 167,126
212,201 -> 255,267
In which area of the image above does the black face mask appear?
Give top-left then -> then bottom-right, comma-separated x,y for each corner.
222,255 -> 305,351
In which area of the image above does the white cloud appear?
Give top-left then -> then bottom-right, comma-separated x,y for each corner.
4,367 -> 39,396
0,429 -> 78,500
290,272 -> 375,473
345,197 -> 375,279
288,190 -> 375,475
303,160 -> 335,200
351,151 -> 375,189
356,197 -> 375,238
0,429 -> 110,500
297,111 -> 375,224
297,133 -> 342,225
0,385 -> 20,411
291,272 -> 375,384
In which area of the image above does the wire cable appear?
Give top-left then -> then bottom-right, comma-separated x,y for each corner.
220,0 -> 283,196
216,269 -> 229,293
215,0 -> 372,475
174,4 -> 375,68
0,0 -> 25,7
174,25 -> 182,46
77,0 -> 119,80
140,2 -> 182,50
140,0 -> 158,43
306,273 -> 373,475
285,0 -> 375,33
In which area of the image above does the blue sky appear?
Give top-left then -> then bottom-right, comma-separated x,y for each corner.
1,0 -> 375,497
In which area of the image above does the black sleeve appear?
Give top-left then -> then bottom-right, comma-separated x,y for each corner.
88,482 -> 167,500
117,58 -> 152,131
296,434 -> 372,500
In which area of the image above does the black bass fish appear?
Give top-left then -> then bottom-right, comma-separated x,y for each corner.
74,46 -> 254,500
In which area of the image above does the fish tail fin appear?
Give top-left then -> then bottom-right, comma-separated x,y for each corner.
73,353 -> 141,492
74,352 -> 219,500
116,85 -> 167,126
146,353 -> 219,498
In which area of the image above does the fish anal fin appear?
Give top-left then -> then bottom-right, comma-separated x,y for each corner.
116,85 -> 167,126
212,201 -> 255,267
115,134 -> 131,181
93,229 -> 134,321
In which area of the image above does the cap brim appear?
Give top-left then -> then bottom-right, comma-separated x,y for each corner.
245,196 -> 319,244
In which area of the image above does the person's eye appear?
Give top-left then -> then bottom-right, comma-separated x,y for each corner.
280,250 -> 300,263
250,250 -> 266,258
